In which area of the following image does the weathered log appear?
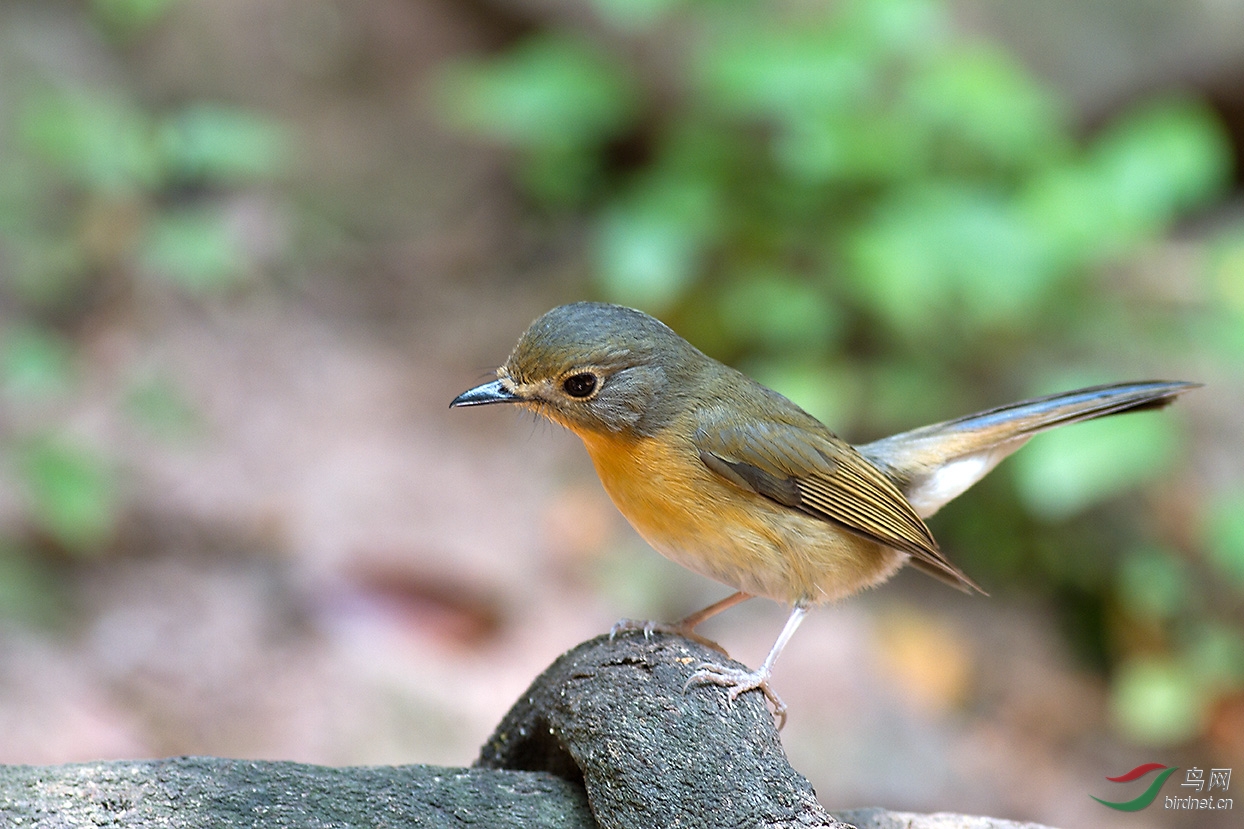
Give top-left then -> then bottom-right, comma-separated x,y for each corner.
0,632 -> 1056,829
478,631 -> 848,827
0,758 -> 592,828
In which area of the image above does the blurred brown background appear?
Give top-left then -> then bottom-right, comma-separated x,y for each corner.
1,2 -> 1243,828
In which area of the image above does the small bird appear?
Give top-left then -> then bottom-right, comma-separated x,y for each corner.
452,301 -> 1197,723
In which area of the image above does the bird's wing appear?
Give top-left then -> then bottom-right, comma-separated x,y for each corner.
694,416 -> 982,593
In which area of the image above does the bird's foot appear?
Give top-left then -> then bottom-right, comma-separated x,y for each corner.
609,618 -> 730,656
685,662 -> 787,730
608,618 -> 667,639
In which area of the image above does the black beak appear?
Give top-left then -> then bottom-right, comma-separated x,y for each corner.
450,378 -> 519,408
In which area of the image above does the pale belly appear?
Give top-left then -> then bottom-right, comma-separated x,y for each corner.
579,430 -> 906,605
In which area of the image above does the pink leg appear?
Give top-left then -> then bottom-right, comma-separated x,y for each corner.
673,591 -> 753,632
685,603 -> 808,729
609,592 -> 753,653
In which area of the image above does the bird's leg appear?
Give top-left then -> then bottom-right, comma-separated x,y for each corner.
610,591 -> 752,653
684,603 -> 808,729
672,590 -> 755,632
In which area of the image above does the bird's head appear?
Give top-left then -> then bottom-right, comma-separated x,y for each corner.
451,302 -> 708,438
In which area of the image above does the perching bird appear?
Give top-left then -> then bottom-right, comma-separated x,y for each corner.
452,301 -> 1197,723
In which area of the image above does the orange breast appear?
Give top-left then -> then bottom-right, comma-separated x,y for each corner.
575,427 -> 905,604
580,428 -> 730,549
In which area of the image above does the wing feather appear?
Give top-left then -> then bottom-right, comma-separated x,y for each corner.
695,418 -> 981,593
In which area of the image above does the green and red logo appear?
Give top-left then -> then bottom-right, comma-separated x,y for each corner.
1092,763 -> 1179,811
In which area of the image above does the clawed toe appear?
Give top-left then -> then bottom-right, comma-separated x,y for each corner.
684,662 -> 788,729
608,620 -> 729,655
609,618 -> 667,640
617,602 -> 802,729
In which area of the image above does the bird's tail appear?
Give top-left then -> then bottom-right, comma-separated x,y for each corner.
859,380 -> 1199,519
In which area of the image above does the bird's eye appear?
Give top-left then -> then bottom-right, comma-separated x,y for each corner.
562,372 -> 598,398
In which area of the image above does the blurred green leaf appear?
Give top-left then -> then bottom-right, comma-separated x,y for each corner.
1199,314 -> 1244,363
1087,100 -> 1231,244
1196,229 -> 1244,361
1115,546 -> 1190,619
773,110 -> 923,184
837,0 -> 947,57
0,326 -> 75,399
1111,656 -> 1207,745
159,105 -> 290,184
1021,164 -> 1116,268
20,92 -> 161,194
1187,623 -> 1244,691
139,209 -> 247,291
696,28 -> 874,123
440,34 -> 638,151
862,361 -> 959,433
717,271 -> 842,353
15,437 -> 118,553
125,373 -> 200,439
1023,105 -> 1229,269
906,47 -> 1064,169
1207,230 -> 1244,316
92,0 -> 181,38
596,174 -> 722,309
847,184 -> 1056,334
1012,412 -> 1178,520
516,144 -> 604,207
588,0 -> 686,32
1203,491 -> 1244,588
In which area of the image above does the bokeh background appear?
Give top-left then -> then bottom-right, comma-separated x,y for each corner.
1,1 -> 1243,827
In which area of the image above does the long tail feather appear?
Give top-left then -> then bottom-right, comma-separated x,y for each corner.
917,381 -> 1199,440
859,380 -> 1199,518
